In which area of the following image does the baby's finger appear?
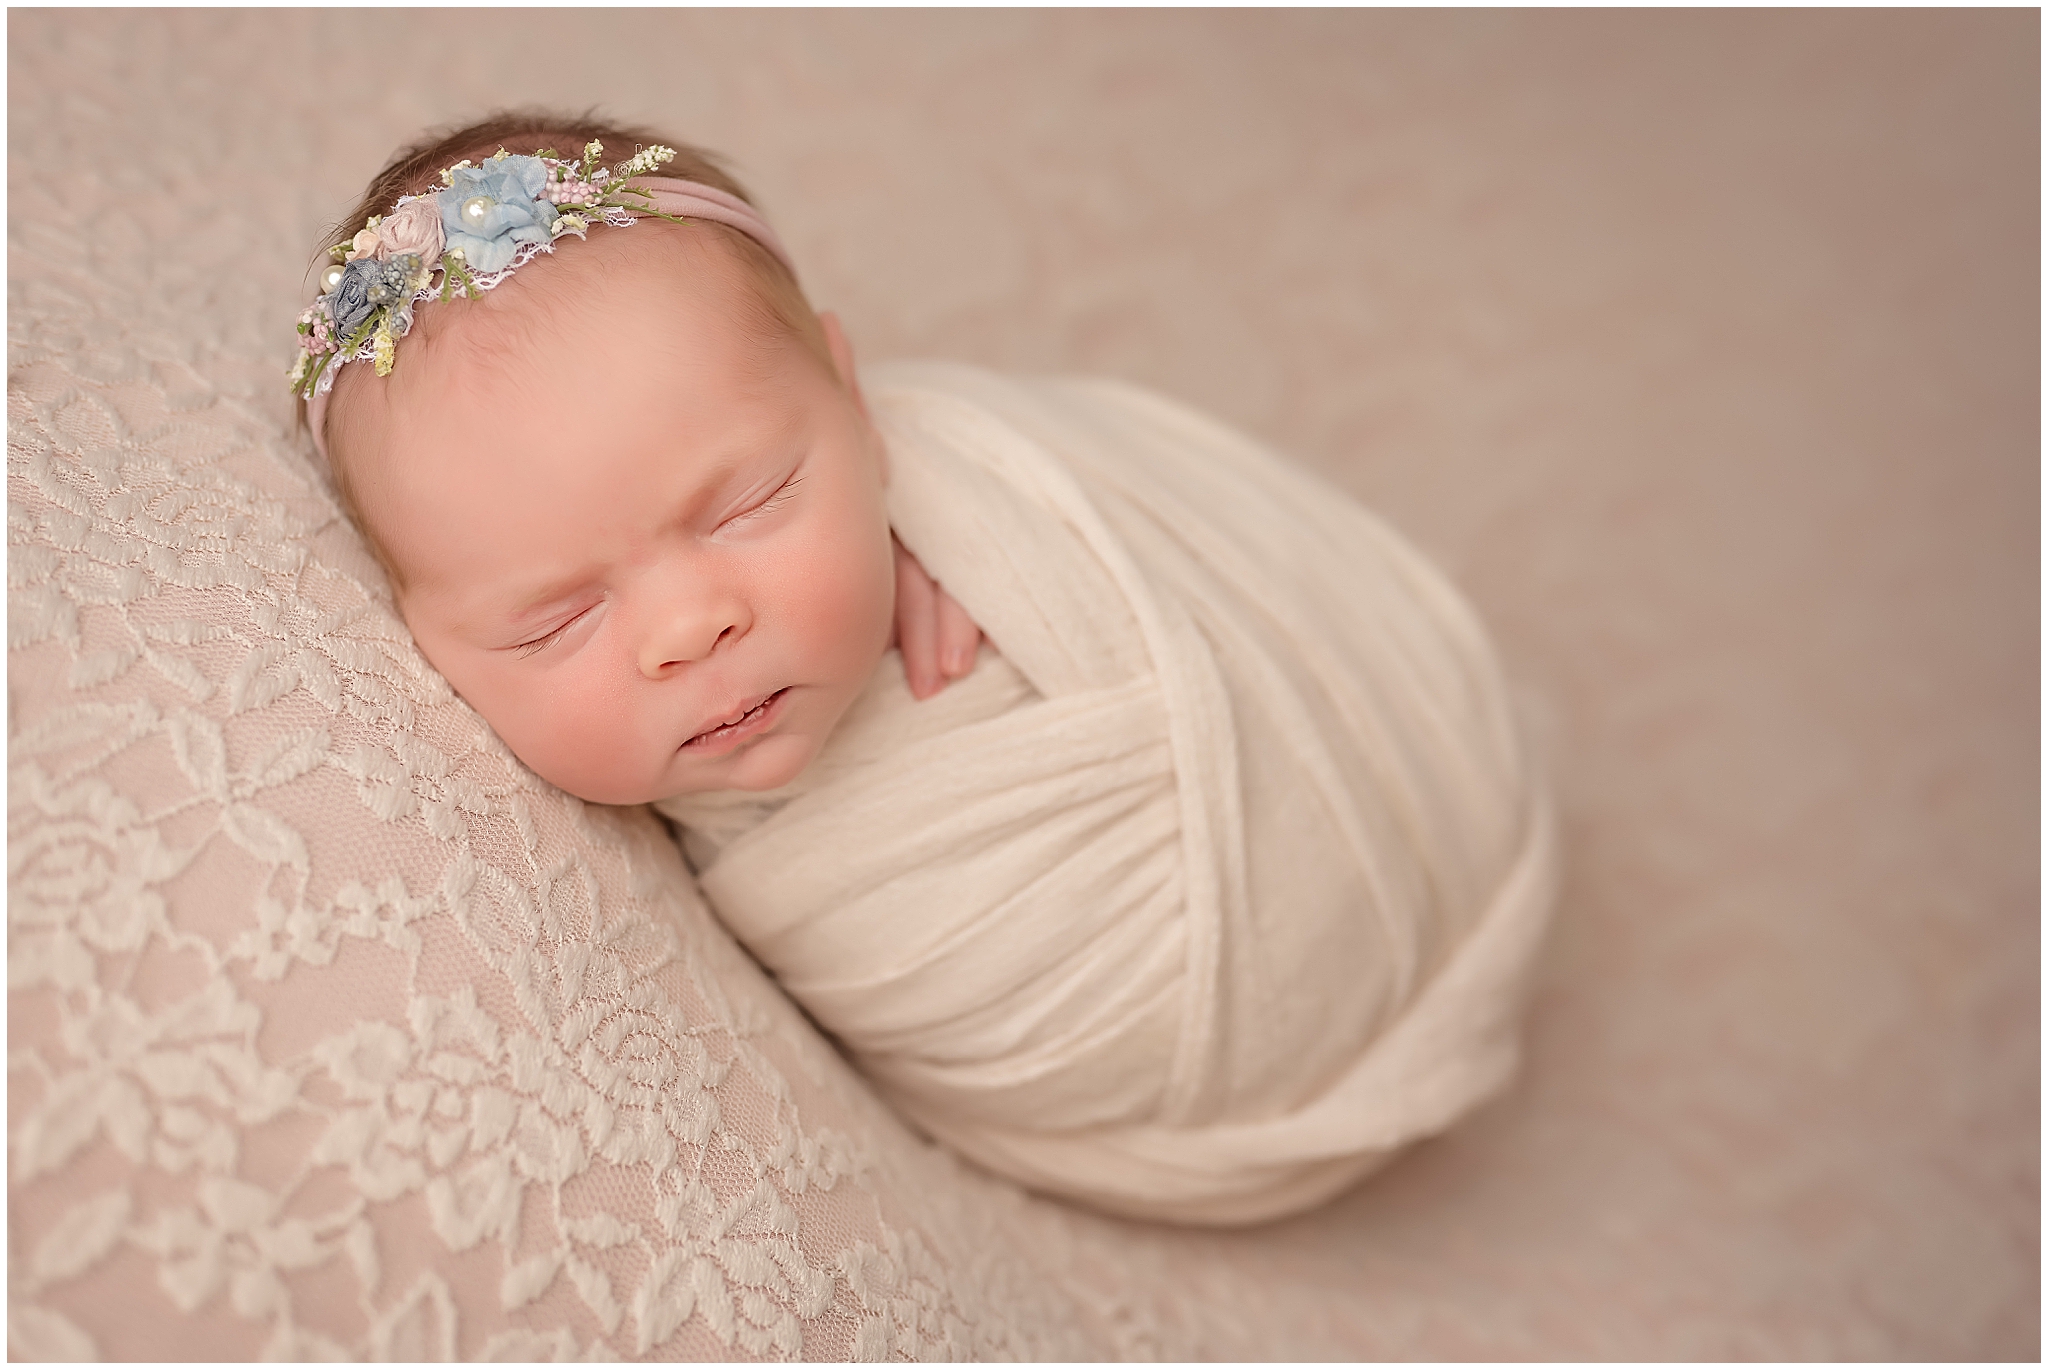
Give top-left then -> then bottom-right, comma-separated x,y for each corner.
934,587 -> 981,679
894,548 -> 941,698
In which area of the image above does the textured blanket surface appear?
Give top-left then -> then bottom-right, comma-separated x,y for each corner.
662,365 -> 1557,1222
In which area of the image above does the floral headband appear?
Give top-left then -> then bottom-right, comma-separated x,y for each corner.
290,142 -> 796,455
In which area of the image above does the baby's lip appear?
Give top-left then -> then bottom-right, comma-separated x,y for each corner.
681,687 -> 788,751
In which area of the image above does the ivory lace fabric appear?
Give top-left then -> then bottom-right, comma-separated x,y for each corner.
4,156 -> 1152,1359
10,353 -> 1156,1360
659,364 -> 1559,1225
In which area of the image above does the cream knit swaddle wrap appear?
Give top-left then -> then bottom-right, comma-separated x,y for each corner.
659,363 -> 1558,1225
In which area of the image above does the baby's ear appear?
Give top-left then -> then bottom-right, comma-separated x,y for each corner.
819,310 -> 886,481
819,311 -> 867,416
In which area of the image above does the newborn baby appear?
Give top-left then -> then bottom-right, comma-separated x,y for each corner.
301,114 -> 1558,1224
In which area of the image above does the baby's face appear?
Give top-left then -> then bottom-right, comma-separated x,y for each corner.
340,229 -> 896,804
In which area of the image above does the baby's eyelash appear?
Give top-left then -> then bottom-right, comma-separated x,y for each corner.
733,472 -> 803,524
513,608 -> 588,658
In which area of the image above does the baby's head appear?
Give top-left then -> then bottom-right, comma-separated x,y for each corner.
302,114 -> 896,805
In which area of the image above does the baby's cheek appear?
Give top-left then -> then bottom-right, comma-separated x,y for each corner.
785,513 -> 896,678
487,658 -> 659,803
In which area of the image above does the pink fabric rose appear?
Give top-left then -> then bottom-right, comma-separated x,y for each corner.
376,199 -> 444,266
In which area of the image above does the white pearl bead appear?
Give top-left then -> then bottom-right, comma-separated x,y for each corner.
461,196 -> 492,227
321,264 -> 345,293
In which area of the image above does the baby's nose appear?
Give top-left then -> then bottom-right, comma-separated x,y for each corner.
639,595 -> 749,677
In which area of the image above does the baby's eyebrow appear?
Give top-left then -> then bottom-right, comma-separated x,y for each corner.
499,580 -> 597,633
662,455 -> 750,528
658,408 -> 808,530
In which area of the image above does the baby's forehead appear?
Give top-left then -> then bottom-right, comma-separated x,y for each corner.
325,215 -> 826,523
425,219 -> 762,349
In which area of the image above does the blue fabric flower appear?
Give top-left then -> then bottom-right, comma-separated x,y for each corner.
326,258 -> 382,339
438,156 -> 560,274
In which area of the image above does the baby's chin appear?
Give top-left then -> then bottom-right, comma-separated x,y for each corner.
657,732 -> 820,801
525,731 -> 817,807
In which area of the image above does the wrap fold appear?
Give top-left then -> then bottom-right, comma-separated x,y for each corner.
660,363 -> 1558,1224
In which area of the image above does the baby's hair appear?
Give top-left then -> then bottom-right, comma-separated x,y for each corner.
309,108 -> 830,588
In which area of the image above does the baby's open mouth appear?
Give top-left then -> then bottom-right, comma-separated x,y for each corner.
682,688 -> 790,751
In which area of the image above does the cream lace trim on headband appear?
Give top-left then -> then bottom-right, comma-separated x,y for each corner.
304,203 -> 643,402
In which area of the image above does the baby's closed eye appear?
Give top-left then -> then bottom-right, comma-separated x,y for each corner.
733,475 -> 802,528
512,605 -> 595,657
718,470 -> 804,533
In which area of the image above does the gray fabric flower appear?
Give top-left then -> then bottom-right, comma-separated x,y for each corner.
326,258 -> 382,339
438,155 -> 560,274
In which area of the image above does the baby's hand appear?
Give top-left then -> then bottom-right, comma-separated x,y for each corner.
892,536 -> 983,699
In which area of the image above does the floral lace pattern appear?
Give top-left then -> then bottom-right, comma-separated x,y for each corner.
7,326 -> 1137,1357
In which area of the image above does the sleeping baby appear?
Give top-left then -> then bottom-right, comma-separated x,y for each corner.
296,113 -> 1559,1225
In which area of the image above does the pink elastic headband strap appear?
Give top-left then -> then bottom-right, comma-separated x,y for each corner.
632,177 -> 798,276
306,178 -> 796,460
